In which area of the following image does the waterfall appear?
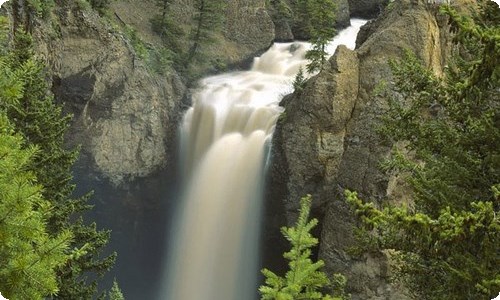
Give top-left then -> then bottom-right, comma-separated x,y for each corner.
161,19 -> 367,300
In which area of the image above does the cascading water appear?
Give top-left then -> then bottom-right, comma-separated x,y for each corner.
161,19 -> 367,300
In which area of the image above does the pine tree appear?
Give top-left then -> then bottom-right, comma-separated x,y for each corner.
267,0 -> 293,32
0,112 -> 71,299
150,0 -> 183,57
0,25 -> 116,299
260,195 -> 349,300
185,0 -> 226,66
290,0 -> 312,39
293,66 -> 306,93
305,0 -> 336,72
347,2 -> 499,299
108,279 -> 125,300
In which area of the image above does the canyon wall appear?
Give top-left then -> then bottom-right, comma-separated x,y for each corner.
267,0 -> 451,298
16,0 -> 275,184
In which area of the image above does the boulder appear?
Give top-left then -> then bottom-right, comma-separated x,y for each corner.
225,0 -> 275,53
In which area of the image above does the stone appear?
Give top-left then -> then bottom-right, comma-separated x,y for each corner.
30,3 -> 185,185
349,0 -> 389,18
31,0 -> 278,184
267,0 -> 450,297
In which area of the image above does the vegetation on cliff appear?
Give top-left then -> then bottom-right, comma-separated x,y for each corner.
305,0 -> 336,72
0,113 -> 71,299
0,13 -> 116,299
347,2 -> 499,299
260,195 -> 349,300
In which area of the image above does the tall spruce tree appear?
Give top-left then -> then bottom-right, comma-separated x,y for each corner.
0,112 -> 72,300
305,0 -> 336,72
0,22 -> 116,299
347,2 -> 499,299
260,195 -> 349,300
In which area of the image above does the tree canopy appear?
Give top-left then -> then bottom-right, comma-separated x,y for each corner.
0,15 -> 115,299
260,195 -> 349,300
305,0 -> 336,72
0,113 -> 71,300
347,2 -> 499,299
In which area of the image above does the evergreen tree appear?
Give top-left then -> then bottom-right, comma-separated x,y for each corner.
0,24 -> 116,299
108,279 -> 125,300
293,66 -> 306,93
185,0 -> 226,66
347,2 -> 499,299
0,112 -> 71,299
155,0 -> 174,26
260,195 -> 349,300
267,0 -> 293,32
290,0 -> 312,39
305,0 -> 336,72
150,0 -> 183,55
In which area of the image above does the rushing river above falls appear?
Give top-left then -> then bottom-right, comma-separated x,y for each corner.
160,19 -> 367,300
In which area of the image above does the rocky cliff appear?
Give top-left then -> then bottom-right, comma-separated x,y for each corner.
267,0 -> 451,298
15,0 -> 275,185
271,0 -> 389,41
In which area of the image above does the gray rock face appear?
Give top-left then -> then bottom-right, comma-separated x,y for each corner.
273,19 -> 294,42
349,0 -> 389,18
30,0 -> 277,184
225,0 -> 275,53
32,5 -> 185,185
336,0 -> 352,28
268,0 -> 449,298
270,45 -> 360,223
272,0 -> 351,41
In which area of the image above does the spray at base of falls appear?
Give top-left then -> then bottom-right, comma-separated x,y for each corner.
161,19 -> 367,300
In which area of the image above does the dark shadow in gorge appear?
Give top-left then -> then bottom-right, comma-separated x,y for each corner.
72,154 -> 180,300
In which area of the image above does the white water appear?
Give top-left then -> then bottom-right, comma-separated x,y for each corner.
162,19 -> 367,300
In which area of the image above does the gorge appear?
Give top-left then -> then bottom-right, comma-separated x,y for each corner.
1,0 -> 496,299
161,20 -> 366,300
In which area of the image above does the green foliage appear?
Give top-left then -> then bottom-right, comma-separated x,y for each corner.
347,2 -> 499,299
185,0 -> 227,67
346,190 -> 499,299
305,0 -> 336,72
290,0 -> 313,39
260,195 -> 349,300
89,0 -> 113,15
149,46 -> 175,74
150,15 -> 184,52
26,0 -> 55,19
0,113 -> 72,300
108,279 -> 125,300
0,29 -> 115,299
267,0 -> 293,26
150,0 -> 185,68
124,25 -> 148,59
293,66 -> 306,93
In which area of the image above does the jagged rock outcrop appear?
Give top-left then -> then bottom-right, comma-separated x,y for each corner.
336,0 -> 352,28
22,0 -> 276,184
225,0 -> 275,55
270,45 -> 359,222
268,0 -> 450,298
26,4 -> 184,185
